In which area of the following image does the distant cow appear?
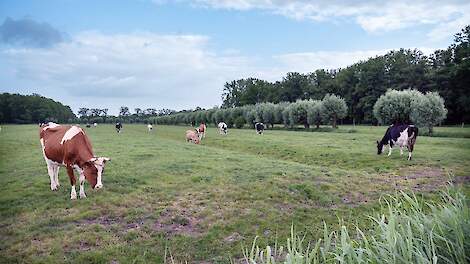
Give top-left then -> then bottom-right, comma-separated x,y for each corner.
218,122 -> 228,135
186,130 -> 200,144
147,124 -> 153,132
196,122 -> 206,139
377,124 -> 418,160
86,123 -> 91,128
115,122 -> 123,133
93,123 -> 98,127
39,122 -> 110,199
255,122 -> 265,135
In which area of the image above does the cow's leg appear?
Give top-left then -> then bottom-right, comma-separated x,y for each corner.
78,170 -> 87,199
400,146 -> 404,156
408,144 -> 414,161
66,166 -> 77,200
47,161 -> 58,191
387,146 -> 392,156
54,165 -> 60,187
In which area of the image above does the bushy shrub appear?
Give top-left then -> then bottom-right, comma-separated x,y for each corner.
234,116 -> 246,128
374,89 -> 447,134
321,94 -> 348,128
306,100 -> 323,128
410,92 -> 447,134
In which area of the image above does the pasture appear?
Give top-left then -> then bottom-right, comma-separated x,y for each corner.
0,124 -> 469,263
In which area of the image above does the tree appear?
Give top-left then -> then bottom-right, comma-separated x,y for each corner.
321,94 -> 347,128
0,93 -> 76,123
119,106 -> 130,117
373,89 -> 448,134
410,92 -> 447,134
307,100 -> 323,128
286,100 -> 311,128
373,89 -> 421,125
134,108 -> 143,116
261,103 -> 276,128
78,108 -> 90,119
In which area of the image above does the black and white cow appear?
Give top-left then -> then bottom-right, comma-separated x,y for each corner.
255,122 -> 265,135
115,122 -> 123,133
377,124 -> 418,160
218,122 -> 228,135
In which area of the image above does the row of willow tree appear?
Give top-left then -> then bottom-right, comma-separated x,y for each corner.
152,94 -> 348,129
221,26 -> 470,124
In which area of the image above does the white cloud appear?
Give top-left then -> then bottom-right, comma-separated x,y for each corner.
1,31 -> 255,114
0,30 -> 441,114
184,0 -> 470,41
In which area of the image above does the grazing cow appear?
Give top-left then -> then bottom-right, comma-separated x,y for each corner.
39,122 -> 110,199
377,124 -> 418,160
255,122 -> 265,135
218,122 -> 228,135
86,123 -> 91,128
115,122 -> 123,133
186,130 -> 200,144
196,122 -> 206,139
147,124 -> 153,132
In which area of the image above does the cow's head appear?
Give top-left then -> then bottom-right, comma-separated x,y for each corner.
376,140 -> 385,155
193,136 -> 200,144
83,157 -> 110,189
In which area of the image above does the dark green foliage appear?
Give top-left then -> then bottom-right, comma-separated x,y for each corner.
0,93 -> 76,124
221,26 -> 470,125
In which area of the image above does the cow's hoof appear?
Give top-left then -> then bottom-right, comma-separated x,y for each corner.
80,192 -> 87,199
70,195 -> 77,200
51,185 -> 58,191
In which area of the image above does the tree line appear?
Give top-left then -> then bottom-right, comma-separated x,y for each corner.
0,93 -> 76,124
152,94 -> 348,129
221,26 -> 470,125
77,106 -> 176,124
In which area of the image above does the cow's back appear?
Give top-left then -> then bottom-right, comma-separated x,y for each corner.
40,124 -> 94,165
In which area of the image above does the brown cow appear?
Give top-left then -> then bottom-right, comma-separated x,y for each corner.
186,130 -> 200,144
196,122 -> 206,140
39,122 -> 110,199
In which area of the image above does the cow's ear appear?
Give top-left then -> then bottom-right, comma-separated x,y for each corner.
376,140 -> 379,144
102,157 -> 111,162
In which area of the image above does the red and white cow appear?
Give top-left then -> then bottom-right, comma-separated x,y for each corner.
196,122 -> 206,139
186,130 -> 200,144
39,122 -> 110,199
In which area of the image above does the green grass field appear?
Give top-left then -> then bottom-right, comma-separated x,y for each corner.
0,124 -> 469,263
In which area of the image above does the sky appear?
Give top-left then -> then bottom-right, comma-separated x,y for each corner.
1,0 -> 469,115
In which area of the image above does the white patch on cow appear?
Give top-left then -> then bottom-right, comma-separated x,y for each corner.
394,128 -> 409,148
408,152 -> 412,160
387,146 -> 392,156
70,185 -> 77,200
400,146 -> 404,155
42,122 -> 60,131
61,126 -> 83,144
92,157 -> 107,189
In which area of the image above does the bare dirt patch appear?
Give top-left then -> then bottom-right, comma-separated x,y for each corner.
152,193 -> 209,237
381,167 -> 449,192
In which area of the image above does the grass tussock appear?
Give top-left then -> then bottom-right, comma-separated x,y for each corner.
243,187 -> 470,264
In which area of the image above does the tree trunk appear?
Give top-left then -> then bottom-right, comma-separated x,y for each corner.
304,123 -> 310,129
428,126 -> 433,135
316,123 -> 320,129
332,116 -> 337,129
